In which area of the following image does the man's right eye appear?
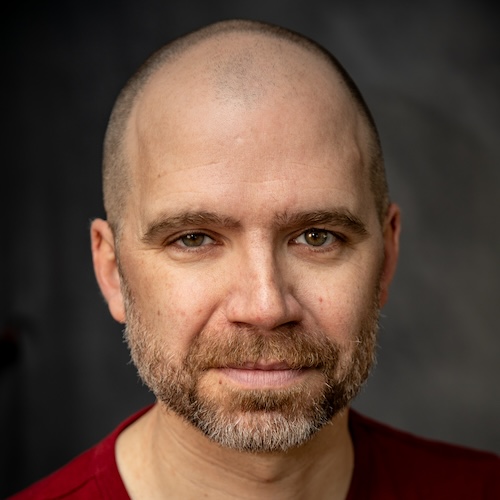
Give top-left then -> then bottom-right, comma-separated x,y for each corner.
174,233 -> 215,248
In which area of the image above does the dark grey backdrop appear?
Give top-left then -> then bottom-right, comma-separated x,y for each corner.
2,1 -> 499,496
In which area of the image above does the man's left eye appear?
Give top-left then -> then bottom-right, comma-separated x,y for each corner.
294,228 -> 336,247
176,233 -> 214,248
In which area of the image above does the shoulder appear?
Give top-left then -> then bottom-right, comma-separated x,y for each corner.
350,410 -> 500,468
9,406 -> 152,500
348,410 -> 500,499
8,446 -> 103,500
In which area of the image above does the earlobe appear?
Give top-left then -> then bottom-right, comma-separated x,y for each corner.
90,219 -> 126,323
379,203 -> 401,308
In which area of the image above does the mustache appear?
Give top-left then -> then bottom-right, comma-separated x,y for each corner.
183,325 -> 343,372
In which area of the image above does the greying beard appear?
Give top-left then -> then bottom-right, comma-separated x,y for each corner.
121,277 -> 379,453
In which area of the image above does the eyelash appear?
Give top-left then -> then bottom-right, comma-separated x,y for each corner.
167,228 -> 346,252
168,232 -> 217,251
291,228 -> 346,252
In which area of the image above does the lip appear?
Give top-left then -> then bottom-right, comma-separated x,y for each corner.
225,361 -> 293,370
215,363 -> 308,388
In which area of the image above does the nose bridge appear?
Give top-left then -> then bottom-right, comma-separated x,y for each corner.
224,236 -> 300,329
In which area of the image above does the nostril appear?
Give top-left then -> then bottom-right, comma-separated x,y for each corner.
282,320 -> 300,329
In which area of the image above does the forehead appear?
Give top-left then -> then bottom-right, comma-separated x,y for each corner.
123,33 -> 375,229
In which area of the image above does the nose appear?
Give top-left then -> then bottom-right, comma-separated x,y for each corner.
223,245 -> 303,330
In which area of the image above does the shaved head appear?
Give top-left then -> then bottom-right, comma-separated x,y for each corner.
92,19 -> 402,456
102,19 -> 388,235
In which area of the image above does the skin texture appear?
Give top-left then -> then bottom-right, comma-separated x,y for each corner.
102,20 -> 389,233
91,30 -> 400,500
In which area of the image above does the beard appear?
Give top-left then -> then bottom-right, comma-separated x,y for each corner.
121,278 -> 379,453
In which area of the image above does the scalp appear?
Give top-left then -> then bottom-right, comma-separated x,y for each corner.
103,20 -> 388,236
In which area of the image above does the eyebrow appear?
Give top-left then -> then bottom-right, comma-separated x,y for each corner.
141,211 -> 241,244
274,209 -> 368,236
141,207 -> 368,244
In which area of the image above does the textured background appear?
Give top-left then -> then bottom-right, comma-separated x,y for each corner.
2,1 -> 499,496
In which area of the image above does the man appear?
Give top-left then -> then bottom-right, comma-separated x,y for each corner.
12,19 -> 499,499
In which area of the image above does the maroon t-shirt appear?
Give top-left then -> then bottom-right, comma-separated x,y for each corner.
346,412 -> 500,499
10,408 -> 500,499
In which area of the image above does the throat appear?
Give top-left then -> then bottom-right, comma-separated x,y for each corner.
116,404 -> 355,500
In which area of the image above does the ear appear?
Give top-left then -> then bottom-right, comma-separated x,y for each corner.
379,203 -> 401,308
90,219 -> 126,323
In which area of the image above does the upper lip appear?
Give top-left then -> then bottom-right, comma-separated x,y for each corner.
225,361 -> 292,370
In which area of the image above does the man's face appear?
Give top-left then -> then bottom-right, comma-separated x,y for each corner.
111,41 -> 393,452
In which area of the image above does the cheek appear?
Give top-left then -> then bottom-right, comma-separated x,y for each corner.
123,258 -> 223,348
303,266 -> 380,343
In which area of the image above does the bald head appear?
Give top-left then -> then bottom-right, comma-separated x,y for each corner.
103,20 -> 388,234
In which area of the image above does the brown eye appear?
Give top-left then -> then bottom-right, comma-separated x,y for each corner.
295,228 -> 335,247
179,233 -> 212,247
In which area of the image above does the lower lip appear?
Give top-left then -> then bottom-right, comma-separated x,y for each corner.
216,368 -> 308,388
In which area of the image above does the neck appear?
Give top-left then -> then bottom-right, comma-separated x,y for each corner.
116,404 -> 354,500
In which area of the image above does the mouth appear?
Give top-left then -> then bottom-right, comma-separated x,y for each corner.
214,360 -> 310,388
226,360 -> 294,370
